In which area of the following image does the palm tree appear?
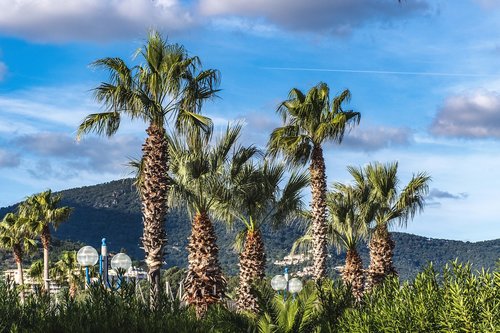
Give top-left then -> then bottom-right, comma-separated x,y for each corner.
20,190 -> 72,292
268,82 -> 360,280
291,182 -> 372,300
231,161 -> 309,313
53,251 -> 81,298
360,162 -> 430,288
28,259 -> 44,287
168,123 -> 257,318
0,212 -> 36,302
326,182 -> 372,300
77,30 -> 220,307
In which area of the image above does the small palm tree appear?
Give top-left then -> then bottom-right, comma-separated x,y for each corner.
0,212 -> 36,302
168,123 -> 258,318
53,251 -> 81,298
20,190 -> 72,292
77,30 -> 220,307
231,161 -> 309,313
268,82 -> 360,280
292,181 -> 372,300
28,259 -> 44,286
326,182 -> 372,300
360,162 -> 430,288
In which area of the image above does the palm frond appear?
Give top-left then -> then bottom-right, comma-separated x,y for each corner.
77,112 -> 121,139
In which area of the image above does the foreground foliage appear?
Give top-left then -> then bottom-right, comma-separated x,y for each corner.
1,262 -> 498,332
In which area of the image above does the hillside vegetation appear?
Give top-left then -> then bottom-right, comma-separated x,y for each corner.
1,178 -> 498,279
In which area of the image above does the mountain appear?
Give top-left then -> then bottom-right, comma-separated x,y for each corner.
1,179 -> 499,280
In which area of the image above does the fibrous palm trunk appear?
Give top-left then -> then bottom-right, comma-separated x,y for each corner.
367,224 -> 397,289
310,145 -> 328,280
342,249 -> 365,301
13,244 -> 25,303
41,225 -> 51,292
184,211 -> 226,319
140,124 -> 169,310
236,229 -> 266,313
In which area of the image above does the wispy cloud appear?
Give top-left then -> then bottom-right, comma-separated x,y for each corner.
430,89 -> 500,138
475,0 -> 500,9
427,188 -> 468,200
0,149 -> 20,168
339,126 -> 412,151
0,61 -> 6,81
262,67 -> 495,77
11,132 -> 143,176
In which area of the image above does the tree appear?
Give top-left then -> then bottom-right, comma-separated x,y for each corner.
268,82 -> 360,280
20,190 -> 72,292
231,161 -> 309,313
292,181 -> 372,300
168,123 -> 258,318
325,182 -> 372,300
0,212 -> 36,302
361,162 -> 430,288
77,30 -> 220,308
52,251 -> 81,298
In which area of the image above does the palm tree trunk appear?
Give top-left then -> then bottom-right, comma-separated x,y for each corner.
69,280 -> 77,299
140,124 -> 169,310
41,225 -> 51,292
310,145 -> 328,280
236,229 -> 266,313
342,249 -> 365,301
367,224 -> 397,289
184,211 -> 226,319
13,245 -> 25,303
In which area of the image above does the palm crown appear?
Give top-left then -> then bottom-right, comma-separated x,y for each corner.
327,183 -> 371,253
231,161 -> 309,246
268,82 -> 360,165
20,190 -> 72,236
0,213 -> 36,258
168,123 -> 258,216
77,30 -> 219,138
360,162 -> 430,229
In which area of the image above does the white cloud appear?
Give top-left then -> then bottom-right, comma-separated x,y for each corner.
430,90 -> 500,138
0,0 -> 194,42
199,0 -> 430,35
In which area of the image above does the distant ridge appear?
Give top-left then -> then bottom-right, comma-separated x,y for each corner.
1,178 -> 499,279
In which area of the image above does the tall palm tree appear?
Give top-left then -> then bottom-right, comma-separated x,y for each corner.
168,123 -> 258,318
231,161 -> 309,313
325,182 -> 372,300
360,162 -> 430,288
0,212 -> 36,302
20,190 -> 72,292
268,82 -> 360,280
77,30 -> 220,307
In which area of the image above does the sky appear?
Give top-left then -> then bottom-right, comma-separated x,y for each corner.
0,0 -> 500,241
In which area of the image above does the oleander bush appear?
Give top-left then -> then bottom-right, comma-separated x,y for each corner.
1,262 -> 499,333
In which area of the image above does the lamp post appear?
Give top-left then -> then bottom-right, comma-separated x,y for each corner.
76,238 -> 132,290
271,267 -> 303,299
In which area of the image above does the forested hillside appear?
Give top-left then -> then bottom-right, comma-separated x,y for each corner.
1,178 -> 498,280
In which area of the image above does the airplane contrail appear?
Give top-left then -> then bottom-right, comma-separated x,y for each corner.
262,67 -> 495,77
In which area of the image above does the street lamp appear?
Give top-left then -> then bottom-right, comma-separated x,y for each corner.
271,267 -> 303,299
77,238 -> 131,290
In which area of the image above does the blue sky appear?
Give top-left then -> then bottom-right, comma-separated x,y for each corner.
1,0 -> 500,241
